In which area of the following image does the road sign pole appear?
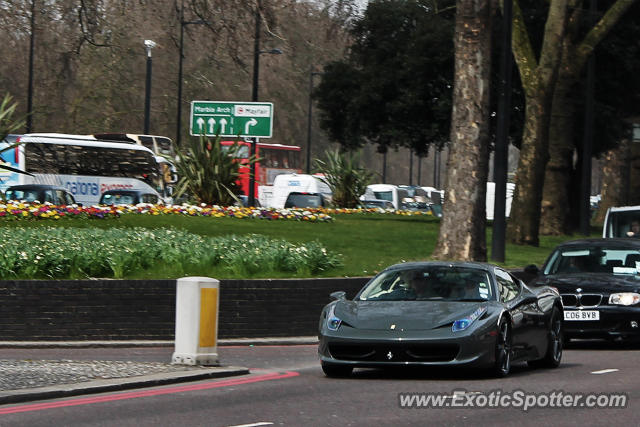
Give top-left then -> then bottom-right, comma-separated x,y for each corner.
249,137 -> 258,207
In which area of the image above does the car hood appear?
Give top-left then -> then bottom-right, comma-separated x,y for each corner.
333,300 -> 492,331
533,273 -> 640,293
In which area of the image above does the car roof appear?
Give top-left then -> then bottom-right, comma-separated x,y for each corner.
6,184 -> 68,191
384,260 -> 498,273
553,238 -> 640,249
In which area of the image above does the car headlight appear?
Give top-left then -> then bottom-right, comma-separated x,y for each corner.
452,306 -> 487,332
608,292 -> 640,306
326,305 -> 342,331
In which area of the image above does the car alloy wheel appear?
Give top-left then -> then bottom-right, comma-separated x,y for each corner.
528,307 -> 563,369
493,318 -> 512,377
550,309 -> 563,365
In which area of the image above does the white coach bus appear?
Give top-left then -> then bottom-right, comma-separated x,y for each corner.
1,133 -> 163,205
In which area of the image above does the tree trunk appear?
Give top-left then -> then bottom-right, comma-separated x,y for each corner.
507,95 -> 553,245
506,0 -> 570,246
540,71 -> 576,235
628,138 -> 640,205
433,0 -> 491,261
594,138 -> 630,224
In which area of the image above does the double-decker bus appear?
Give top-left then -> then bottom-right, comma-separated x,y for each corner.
0,133 -> 165,205
219,140 -> 302,197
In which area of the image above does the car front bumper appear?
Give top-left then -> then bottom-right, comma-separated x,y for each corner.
318,324 -> 497,368
563,306 -> 640,340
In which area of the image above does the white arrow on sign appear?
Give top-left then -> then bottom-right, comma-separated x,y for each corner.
219,118 -> 228,134
197,117 -> 205,132
244,118 -> 258,134
208,118 -> 216,134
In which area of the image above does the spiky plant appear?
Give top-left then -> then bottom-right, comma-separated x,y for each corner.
314,149 -> 374,208
172,135 -> 256,205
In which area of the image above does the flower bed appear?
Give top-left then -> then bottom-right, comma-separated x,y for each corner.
0,201 -> 434,222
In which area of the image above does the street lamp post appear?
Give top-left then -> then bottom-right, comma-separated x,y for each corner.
143,39 -> 156,135
248,2 -> 282,207
409,149 -> 413,186
490,0 -> 513,263
175,0 -> 209,147
306,69 -> 323,174
26,0 -> 36,133
580,0 -> 597,236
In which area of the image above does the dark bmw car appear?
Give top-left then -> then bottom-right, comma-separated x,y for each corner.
99,189 -> 161,205
527,238 -> 640,342
319,261 -> 563,378
5,184 -> 76,205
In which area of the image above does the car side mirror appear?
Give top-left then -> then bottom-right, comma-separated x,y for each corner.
329,291 -> 346,301
524,264 -> 540,275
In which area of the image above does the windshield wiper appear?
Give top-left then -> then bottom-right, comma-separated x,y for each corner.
453,298 -> 487,302
415,297 -> 446,301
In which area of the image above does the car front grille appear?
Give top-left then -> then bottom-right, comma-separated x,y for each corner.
561,293 -> 603,308
328,343 -> 460,363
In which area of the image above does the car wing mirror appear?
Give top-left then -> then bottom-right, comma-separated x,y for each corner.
329,291 -> 346,301
523,264 -> 540,275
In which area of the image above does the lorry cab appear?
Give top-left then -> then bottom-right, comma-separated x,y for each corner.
267,173 -> 332,209
602,206 -> 640,238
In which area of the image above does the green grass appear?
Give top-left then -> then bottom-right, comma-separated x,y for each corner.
2,213 -> 600,278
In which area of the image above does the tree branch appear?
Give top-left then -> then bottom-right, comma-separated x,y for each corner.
510,0 -> 539,96
575,0 -> 637,70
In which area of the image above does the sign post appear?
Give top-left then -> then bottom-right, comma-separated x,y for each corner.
190,101 -> 273,207
190,101 -> 273,138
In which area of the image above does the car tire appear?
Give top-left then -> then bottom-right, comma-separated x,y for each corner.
528,307 -> 563,369
321,361 -> 353,378
492,317 -> 512,378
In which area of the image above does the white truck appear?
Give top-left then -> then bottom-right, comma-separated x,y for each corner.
362,184 -> 410,210
602,205 -> 640,238
259,173 -> 332,209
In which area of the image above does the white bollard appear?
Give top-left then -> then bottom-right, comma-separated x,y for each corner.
172,277 -> 220,366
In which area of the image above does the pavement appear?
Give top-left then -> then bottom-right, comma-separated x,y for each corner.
0,337 -> 318,405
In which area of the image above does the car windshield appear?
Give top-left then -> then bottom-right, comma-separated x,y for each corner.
373,191 -> 393,202
357,266 -> 494,302
101,194 -> 137,205
5,189 -> 41,202
285,194 -> 322,208
544,247 -> 640,275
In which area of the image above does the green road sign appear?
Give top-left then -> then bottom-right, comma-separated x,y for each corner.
190,101 -> 273,138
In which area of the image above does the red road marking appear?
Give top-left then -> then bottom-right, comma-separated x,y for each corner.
0,371 -> 299,415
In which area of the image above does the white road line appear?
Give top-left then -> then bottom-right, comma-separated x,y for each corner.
591,369 -> 620,375
227,423 -> 274,427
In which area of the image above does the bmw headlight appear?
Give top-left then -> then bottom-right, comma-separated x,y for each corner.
326,305 -> 342,331
452,306 -> 487,332
608,292 -> 640,306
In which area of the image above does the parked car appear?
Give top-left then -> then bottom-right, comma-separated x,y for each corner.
284,192 -> 327,209
235,194 -> 261,208
362,184 -> 409,210
99,189 -> 162,205
265,173 -> 332,209
526,238 -> 640,342
319,261 -> 563,378
359,199 -> 395,210
4,184 -> 77,205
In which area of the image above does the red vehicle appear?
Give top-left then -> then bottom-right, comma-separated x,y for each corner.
219,140 -> 302,197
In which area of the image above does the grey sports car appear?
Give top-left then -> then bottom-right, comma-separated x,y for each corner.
318,261 -> 563,377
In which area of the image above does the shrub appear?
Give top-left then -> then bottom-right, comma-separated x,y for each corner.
314,149 -> 374,208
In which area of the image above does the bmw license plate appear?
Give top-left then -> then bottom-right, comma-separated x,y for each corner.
564,310 -> 599,321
